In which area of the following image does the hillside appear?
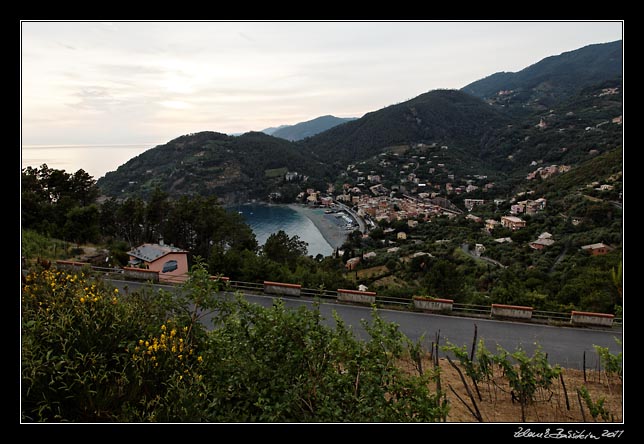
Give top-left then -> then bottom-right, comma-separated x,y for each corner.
270,115 -> 357,141
302,89 -> 511,169
461,40 -> 622,109
474,79 -> 623,178
97,41 -> 622,206
97,131 -> 327,203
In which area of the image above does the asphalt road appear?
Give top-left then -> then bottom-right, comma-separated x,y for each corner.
112,280 -> 622,370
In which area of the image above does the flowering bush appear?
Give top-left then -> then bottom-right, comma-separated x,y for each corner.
22,263 -> 447,422
21,267 -> 205,422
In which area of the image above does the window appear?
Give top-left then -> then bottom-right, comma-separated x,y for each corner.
162,260 -> 178,273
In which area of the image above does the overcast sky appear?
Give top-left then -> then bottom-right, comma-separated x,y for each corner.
21,21 -> 622,146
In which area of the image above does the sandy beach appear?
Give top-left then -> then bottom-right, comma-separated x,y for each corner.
288,204 -> 349,251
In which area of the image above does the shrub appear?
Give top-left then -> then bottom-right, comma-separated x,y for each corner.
22,263 -> 448,422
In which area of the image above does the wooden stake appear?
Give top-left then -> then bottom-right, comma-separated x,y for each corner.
583,351 -> 587,383
446,355 -> 483,422
449,384 -> 480,422
434,342 -> 442,394
470,323 -> 478,362
560,373 -> 570,410
577,389 -> 587,422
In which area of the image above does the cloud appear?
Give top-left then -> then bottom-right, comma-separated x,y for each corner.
21,21 -> 623,145
159,100 -> 191,109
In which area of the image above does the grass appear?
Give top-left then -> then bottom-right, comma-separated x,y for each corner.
21,229 -> 74,262
347,265 -> 390,282
264,167 -> 288,178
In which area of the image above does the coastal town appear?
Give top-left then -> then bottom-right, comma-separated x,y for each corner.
279,140 -> 620,276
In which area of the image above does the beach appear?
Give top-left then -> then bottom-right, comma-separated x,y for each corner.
287,204 -> 350,251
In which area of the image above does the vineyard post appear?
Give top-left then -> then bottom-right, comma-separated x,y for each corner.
559,373 -> 570,410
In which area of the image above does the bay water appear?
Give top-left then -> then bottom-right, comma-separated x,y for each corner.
237,203 -> 333,257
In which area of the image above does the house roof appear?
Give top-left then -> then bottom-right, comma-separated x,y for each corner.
531,238 -> 555,247
502,216 -> 525,223
581,243 -> 612,250
128,243 -> 188,263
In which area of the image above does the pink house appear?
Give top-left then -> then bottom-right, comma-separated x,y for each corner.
127,242 -> 189,283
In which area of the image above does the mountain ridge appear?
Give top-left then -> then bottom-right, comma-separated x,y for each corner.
96,40 -> 622,205
262,115 -> 358,141
461,40 -> 622,109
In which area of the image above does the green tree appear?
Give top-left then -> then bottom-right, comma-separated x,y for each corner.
263,230 -> 308,270
144,187 -> 170,242
425,259 -> 463,300
21,165 -> 99,238
115,197 -> 146,247
63,205 -> 100,245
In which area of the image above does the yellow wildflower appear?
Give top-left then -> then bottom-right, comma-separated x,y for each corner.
197,356 -> 203,363
113,288 -> 118,294
161,324 -> 166,331
80,297 -> 86,303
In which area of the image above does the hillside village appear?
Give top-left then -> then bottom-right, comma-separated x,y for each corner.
289,139 -> 621,310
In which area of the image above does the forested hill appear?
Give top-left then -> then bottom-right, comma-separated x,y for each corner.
471,79 -> 623,178
270,115 -> 357,141
97,40 -> 622,203
300,89 -> 510,168
97,131 -> 327,203
461,40 -> 622,109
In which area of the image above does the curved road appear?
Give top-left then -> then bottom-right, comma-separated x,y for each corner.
113,280 -> 621,370
335,201 -> 367,234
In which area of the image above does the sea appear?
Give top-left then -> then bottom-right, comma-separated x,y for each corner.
236,203 -> 333,257
21,144 -> 159,180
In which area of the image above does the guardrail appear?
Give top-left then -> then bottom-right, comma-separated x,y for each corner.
36,263 -> 622,328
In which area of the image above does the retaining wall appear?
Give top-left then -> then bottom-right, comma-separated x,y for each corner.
413,297 -> 453,313
491,303 -> 533,320
337,289 -> 377,305
55,260 -> 91,271
263,281 -> 302,297
123,267 -> 160,283
571,311 -> 614,327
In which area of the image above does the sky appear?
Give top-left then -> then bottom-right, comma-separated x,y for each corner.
21,21 -> 623,147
